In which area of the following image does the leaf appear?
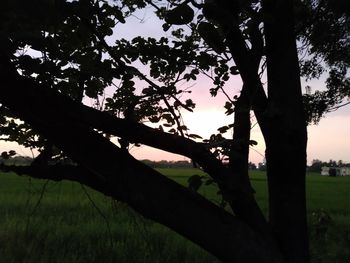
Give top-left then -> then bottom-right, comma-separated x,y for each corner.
85,78 -> 105,98
162,23 -> 171,31
198,22 -> 226,53
217,126 -> 229,134
8,150 -> 16,156
103,17 -> 115,28
165,4 -> 194,25
142,87 -> 153,95
173,100 -> 181,108
162,113 -> 174,124
179,125 -> 188,131
210,87 -> 219,96
224,101 -> 234,116
224,101 -> 232,109
148,116 -> 160,123
198,52 -> 217,68
185,99 -> 195,109
225,108 -> 234,116
188,134 -> 203,139
114,8 -> 125,23
249,140 -> 258,146
1,152 -> 9,160
187,174 -> 203,192
222,73 -> 230,81
230,66 -> 240,75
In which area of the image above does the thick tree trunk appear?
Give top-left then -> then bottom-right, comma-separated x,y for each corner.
263,0 -> 309,262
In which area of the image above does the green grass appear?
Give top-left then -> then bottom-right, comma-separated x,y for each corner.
0,171 -> 220,263
0,169 -> 350,262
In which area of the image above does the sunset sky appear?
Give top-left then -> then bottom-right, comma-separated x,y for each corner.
114,8 -> 350,165
128,84 -> 350,165
1,6 -> 349,165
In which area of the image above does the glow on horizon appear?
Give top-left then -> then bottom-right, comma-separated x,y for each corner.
1,105 -> 350,165
130,107 -> 350,165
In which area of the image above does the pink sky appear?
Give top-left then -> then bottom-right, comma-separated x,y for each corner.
2,88 -> 349,165
128,97 -> 350,165
114,9 -> 350,165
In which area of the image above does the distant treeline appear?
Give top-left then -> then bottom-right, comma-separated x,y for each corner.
141,159 -> 193,168
308,159 -> 350,173
0,154 -> 264,170
141,159 -> 261,170
0,155 -> 33,166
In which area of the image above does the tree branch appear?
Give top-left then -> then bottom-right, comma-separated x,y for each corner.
0,54 -> 281,249
220,20 -> 269,138
82,17 -> 193,113
0,62 -> 280,261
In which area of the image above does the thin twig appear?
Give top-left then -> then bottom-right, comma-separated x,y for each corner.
25,180 -> 50,235
80,184 -> 114,248
327,101 -> 350,112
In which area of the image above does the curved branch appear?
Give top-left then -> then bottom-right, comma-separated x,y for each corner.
0,64 -> 280,261
0,57 -> 277,240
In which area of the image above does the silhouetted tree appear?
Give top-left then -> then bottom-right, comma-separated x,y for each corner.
0,1 -> 349,262
258,162 -> 267,171
309,159 -> 324,173
248,162 -> 257,170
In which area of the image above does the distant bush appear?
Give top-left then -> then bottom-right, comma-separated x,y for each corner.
141,159 -> 193,169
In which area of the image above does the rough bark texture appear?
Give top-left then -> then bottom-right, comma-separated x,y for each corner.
263,0 -> 309,262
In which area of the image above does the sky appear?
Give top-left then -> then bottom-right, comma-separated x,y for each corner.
128,91 -> 350,165
112,7 -> 350,165
1,5 -> 349,165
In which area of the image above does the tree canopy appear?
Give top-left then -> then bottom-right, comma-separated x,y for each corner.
0,0 -> 349,262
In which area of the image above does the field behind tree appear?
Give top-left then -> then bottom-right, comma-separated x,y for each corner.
0,169 -> 349,263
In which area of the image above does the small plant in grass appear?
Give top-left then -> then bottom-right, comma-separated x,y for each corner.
311,209 -> 333,240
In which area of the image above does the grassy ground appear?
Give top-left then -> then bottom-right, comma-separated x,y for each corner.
0,169 -> 349,262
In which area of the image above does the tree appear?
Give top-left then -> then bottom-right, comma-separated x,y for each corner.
298,0 -> 350,123
258,162 -> 267,171
309,159 -> 324,173
0,0 -> 348,262
248,162 -> 257,170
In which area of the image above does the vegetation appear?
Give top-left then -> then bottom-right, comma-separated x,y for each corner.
1,169 -> 350,263
0,1 -> 349,262
309,159 -> 350,173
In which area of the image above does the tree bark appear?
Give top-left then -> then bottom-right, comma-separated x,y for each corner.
263,0 -> 309,262
228,88 -> 274,240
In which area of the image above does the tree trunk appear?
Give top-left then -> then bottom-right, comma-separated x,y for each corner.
228,88 -> 274,240
263,0 -> 309,262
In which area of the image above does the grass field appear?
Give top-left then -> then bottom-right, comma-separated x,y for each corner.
0,169 -> 349,262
